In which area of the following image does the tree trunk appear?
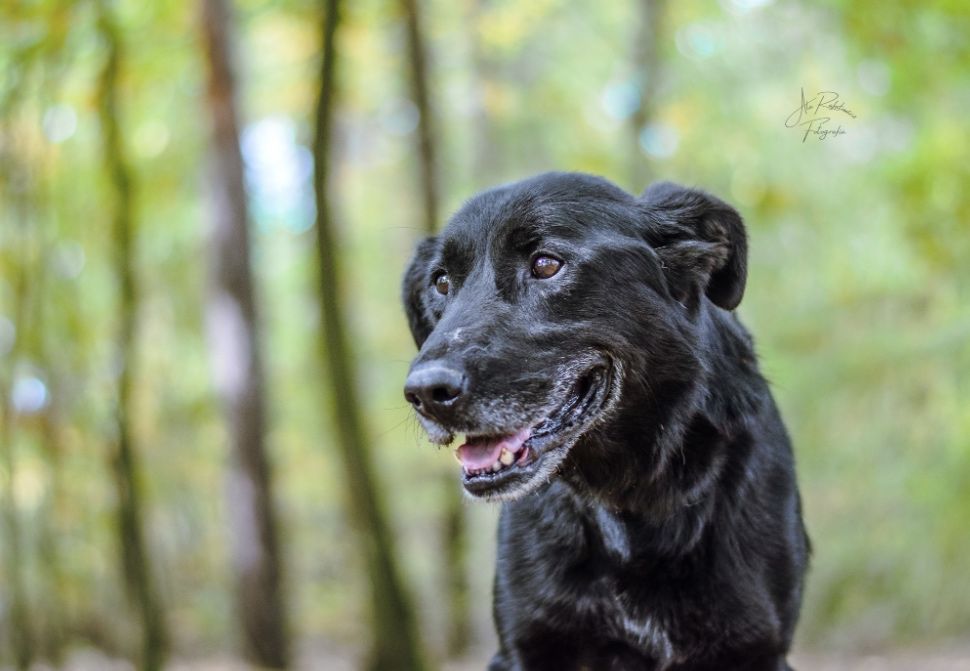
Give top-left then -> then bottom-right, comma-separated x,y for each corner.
466,0 -> 500,187
32,250 -> 68,664
94,3 -> 169,669
399,0 -> 471,657
628,0 -> 665,188
400,0 -> 439,234
312,2 -> 428,670
198,0 -> 290,667
0,66 -> 38,671
36,392 -> 68,664
0,207 -> 33,671
441,483 -> 470,656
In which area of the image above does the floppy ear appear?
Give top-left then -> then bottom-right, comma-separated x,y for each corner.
401,236 -> 438,347
641,182 -> 748,310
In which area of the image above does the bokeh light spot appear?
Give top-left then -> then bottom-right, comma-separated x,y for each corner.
12,376 -> 49,414
42,104 -> 78,144
380,99 -> 420,136
857,60 -> 890,97
601,81 -> 641,121
638,123 -> 679,158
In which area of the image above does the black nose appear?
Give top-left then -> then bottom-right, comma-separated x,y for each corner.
404,364 -> 465,417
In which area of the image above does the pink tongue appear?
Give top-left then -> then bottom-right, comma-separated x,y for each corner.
456,428 -> 530,470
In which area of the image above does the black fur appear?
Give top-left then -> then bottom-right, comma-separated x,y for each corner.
402,172 -> 809,670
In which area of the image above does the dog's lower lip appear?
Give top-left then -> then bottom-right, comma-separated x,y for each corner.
460,365 -> 610,494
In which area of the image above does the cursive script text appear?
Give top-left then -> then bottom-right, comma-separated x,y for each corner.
785,88 -> 855,142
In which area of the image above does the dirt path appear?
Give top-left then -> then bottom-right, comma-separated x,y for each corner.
17,645 -> 970,670
790,650 -> 970,671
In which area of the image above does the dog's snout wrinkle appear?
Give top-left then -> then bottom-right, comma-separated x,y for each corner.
404,363 -> 466,420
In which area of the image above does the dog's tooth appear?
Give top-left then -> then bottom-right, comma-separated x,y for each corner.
453,449 -> 462,465
499,448 -> 514,466
491,461 -> 502,472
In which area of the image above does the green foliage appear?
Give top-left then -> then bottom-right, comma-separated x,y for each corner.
1,0 -> 968,662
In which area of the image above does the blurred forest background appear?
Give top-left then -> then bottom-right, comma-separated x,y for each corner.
1,0 -> 969,669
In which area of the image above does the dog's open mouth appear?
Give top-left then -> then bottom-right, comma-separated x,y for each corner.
456,366 -> 612,498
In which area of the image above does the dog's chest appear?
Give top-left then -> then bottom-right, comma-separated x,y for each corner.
499,492 -> 693,667
552,508 -> 678,665
611,598 -> 675,664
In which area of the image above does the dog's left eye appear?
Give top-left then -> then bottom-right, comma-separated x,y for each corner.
434,272 -> 450,295
531,255 -> 563,279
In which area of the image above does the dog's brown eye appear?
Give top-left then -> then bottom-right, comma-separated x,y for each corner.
531,255 -> 562,279
434,273 -> 450,295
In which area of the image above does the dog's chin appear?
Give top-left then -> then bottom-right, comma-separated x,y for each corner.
447,364 -> 618,502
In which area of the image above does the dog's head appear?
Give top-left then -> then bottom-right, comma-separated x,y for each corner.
402,172 -> 747,501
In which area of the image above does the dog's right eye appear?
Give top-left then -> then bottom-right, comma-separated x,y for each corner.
531,254 -> 563,279
434,273 -> 450,295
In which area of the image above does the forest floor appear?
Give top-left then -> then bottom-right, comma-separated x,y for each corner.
16,644 -> 970,671
442,649 -> 970,671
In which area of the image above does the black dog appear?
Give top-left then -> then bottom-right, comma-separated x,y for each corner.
402,173 -> 809,670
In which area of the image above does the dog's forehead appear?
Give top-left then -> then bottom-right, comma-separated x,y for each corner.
443,191 -> 547,253
440,173 -> 637,257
